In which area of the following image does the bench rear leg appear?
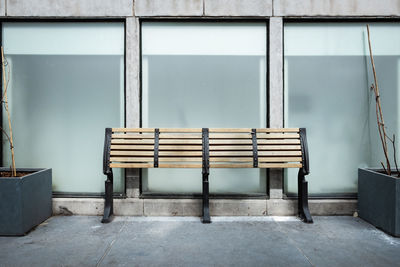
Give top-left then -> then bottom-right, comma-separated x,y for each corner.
202,172 -> 211,223
102,171 -> 114,223
298,169 -> 313,223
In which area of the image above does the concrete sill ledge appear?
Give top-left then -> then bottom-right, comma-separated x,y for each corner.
53,198 -> 357,217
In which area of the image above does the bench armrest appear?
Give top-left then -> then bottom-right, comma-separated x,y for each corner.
103,128 -> 112,175
299,128 -> 310,175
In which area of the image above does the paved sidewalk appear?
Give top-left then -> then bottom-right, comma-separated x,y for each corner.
0,216 -> 399,267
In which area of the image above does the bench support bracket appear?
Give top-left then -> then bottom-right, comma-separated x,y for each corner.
298,128 -> 313,223
102,171 -> 114,223
298,169 -> 313,223
202,128 -> 211,223
102,128 -> 114,223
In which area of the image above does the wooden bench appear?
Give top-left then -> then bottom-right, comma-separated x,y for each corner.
102,128 -> 312,224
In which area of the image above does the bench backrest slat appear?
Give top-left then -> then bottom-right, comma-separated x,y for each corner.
105,128 -> 307,171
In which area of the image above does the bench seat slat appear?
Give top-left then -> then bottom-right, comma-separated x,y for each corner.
110,144 -> 301,151
112,128 -> 300,133
110,151 -> 302,157
109,163 -> 302,168
110,156 -> 302,164
110,139 -> 301,145
112,133 -> 300,140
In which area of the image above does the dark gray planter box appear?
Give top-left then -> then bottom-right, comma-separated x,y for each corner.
0,168 -> 52,236
358,168 -> 400,237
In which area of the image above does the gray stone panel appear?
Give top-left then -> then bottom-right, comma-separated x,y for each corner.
274,0 -> 400,17
0,0 -> 4,16
135,0 -> 203,16
210,199 -> 267,216
6,0 -> 133,17
125,18 -> 141,198
125,17 -> 140,129
144,199 -> 202,216
204,0 -> 272,17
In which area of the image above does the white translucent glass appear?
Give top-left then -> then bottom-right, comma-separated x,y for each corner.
284,23 -> 400,195
2,23 -> 125,193
142,22 -> 267,194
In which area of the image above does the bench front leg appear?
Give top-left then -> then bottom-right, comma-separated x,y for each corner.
298,169 -> 313,223
102,170 -> 114,223
202,171 -> 211,223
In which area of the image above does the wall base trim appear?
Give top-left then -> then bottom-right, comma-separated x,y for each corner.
53,198 -> 357,216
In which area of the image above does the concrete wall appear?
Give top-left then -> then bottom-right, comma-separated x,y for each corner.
1,0 -> 398,18
3,0 -> 399,216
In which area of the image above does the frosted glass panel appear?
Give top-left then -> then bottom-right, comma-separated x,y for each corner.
284,23 -> 400,195
142,22 -> 267,194
2,23 -> 125,193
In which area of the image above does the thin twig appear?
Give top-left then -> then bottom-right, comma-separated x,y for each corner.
391,134 -> 400,176
1,47 -> 16,176
367,25 -> 391,175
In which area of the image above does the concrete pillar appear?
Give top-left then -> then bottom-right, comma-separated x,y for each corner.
269,17 -> 284,199
125,17 -> 141,198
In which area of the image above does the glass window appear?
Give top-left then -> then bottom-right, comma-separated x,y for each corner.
142,22 -> 267,194
2,22 -> 125,193
284,23 -> 400,195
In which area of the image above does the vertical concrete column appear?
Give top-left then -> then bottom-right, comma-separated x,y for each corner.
125,17 -> 141,198
269,17 -> 284,199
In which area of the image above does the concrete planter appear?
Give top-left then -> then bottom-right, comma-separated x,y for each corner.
358,168 -> 400,237
0,168 -> 52,236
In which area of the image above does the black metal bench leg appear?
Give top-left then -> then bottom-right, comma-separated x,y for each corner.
298,169 -> 313,223
202,172 -> 211,224
102,171 -> 114,223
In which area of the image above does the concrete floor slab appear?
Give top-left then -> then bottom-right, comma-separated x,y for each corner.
0,216 -> 399,267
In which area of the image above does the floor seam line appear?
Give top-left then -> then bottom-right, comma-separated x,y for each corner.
273,219 -> 315,267
96,220 -> 128,267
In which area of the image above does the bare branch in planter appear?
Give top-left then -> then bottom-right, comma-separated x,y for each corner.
1,47 -> 16,176
389,134 -> 400,177
367,25 -> 391,176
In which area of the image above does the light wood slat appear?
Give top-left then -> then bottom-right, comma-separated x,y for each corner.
209,151 -> 302,156
159,139 -> 203,144
256,133 -> 299,139
258,157 -> 302,162
110,151 -> 154,156
110,151 -> 203,156
159,133 -> 202,139
256,128 -> 299,133
111,145 -> 154,150
110,162 -> 302,169
208,145 -> 301,151
258,163 -> 302,168
257,139 -> 300,145
159,145 -> 202,150
110,139 -> 301,145
159,163 -> 202,168
209,128 -> 252,133
111,139 -> 155,144
210,163 -> 253,168
257,145 -> 301,150
110,145 -> 203,151
159,157 -> 202,162
110,157 -> 303,163
258,151 -> 302,156
112,128 -> 155,133
110,157 -> 154,162
112,128 -> 300,133
112,134 -> 155,139
159,128 -> 202,133
110,163 -> 154,168
110,151 -> 302,157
